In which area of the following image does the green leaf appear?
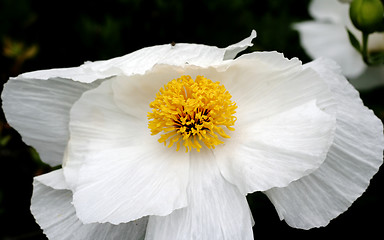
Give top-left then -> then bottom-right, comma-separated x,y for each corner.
347,28 -> 361,52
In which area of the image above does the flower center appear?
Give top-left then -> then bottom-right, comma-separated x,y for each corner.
147,75 -> 237,152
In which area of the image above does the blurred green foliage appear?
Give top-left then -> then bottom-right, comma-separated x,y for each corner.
0,0 -> 383,239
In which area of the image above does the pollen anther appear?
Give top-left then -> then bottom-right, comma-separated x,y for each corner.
148,75 -> 237,152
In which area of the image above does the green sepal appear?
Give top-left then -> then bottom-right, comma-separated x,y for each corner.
347,28 -> 361,52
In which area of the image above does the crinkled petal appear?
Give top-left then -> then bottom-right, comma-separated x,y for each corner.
223,30 -> 256,60
35,168 -> 68,190
294,22 -> 365,78
215,100 -> 335,194
222,52 -> 337,121
31,170 -> 148,240
1,77 -> 102,166
145,149 -> 254,240
64,79 -> 189,225
18,66 -> 111,84
20,31 -> 256,83
110,66 -> 184,119
265,58 -> 384,229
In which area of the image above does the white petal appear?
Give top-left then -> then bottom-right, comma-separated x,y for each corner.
31,170 -> 148,240
35,169 -> 68,190
21,31 -> 256,83
19,65 -> 110,84
309,0 -> 349,23
265,58 -> 384,229
145,149 -> 254,240
223,30 -> 256,60
220,51 -> 337,124
64,79 -> 189,224
110,66 -> 185,119
1,77 -> 102,166
294,22 -> 366,78
215,100 -> 336,194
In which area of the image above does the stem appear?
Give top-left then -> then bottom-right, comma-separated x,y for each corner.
362,32 -> 370,64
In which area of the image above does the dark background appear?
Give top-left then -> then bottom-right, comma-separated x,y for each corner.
0,0 -> 383,239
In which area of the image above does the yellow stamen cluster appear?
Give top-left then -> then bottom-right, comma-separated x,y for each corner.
148,75 -> 237,152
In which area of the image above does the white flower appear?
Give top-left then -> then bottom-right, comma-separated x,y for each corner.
1,30 -> 383,239
294,0 -> 384,90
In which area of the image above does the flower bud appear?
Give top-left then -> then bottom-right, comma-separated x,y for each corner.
350,0 -> 384,33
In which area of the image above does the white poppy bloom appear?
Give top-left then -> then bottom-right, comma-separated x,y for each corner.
294,0 -> 384,90
2,30 -> 383,239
